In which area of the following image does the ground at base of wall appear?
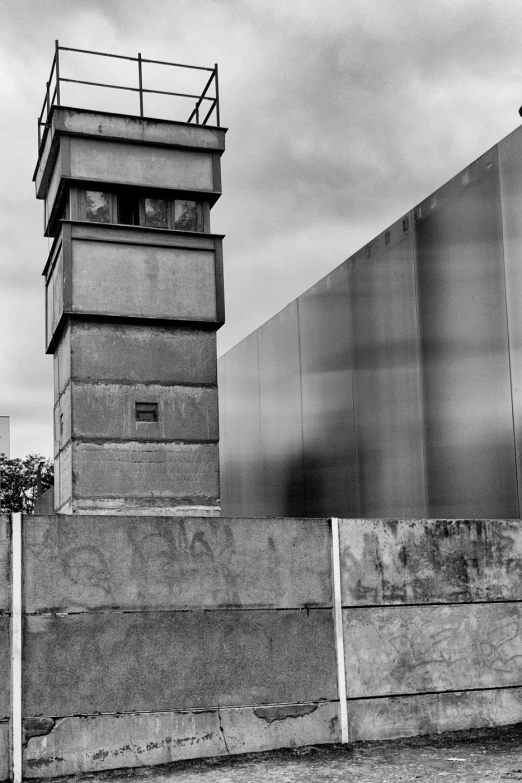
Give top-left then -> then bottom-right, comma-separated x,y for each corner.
30,723 -> 522,783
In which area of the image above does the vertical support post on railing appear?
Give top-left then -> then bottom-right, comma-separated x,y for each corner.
331,517 -> 348,743
11,512 -> 22,783
55,39 -> 61,106
45,80 -> 50,120
214,63 -> 220,127
138,52 -> 144,117
195,103 -> 199,124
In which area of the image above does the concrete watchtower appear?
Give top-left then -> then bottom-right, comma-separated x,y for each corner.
34,44 -> 225,515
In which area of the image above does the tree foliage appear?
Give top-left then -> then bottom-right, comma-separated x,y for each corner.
0,454 -> 54,513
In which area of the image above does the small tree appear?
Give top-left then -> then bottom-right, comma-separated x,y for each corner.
0,454 -> 54,513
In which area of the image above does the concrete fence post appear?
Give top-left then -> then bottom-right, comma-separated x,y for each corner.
11,512 -> 21,783
330,517 -> 348,743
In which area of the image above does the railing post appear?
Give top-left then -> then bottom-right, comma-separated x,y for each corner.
45,80 -> 50,119
55,39 -> 61,106
195,103 -> 199,124
214,63 -> 220,127
138,52 -> 144,117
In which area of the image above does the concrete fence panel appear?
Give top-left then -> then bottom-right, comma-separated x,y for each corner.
22,515 -> 339,777
338,518 -> 522,741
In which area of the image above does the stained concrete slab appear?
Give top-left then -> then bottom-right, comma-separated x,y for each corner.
0,721 -> 8,782
0,517 -> 10,613
71,441 -> 219,505
347,686 -> 522,742
343,602 -> 522,698
23,710 -> 226,778
23,702 -> 338,778
339,518 -> 522,606
24,516 -> 332,612
70,137 -> 214,192
23,609 -> 336,716
0,617 -> 10,720
68,383 -> 218,442
24,724 -> 522,783
69,323 -> 217,386
72,242 -> 217,322
220,700 -> 340,754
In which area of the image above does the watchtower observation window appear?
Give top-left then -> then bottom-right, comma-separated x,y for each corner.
85,191 -> 112,223
76,188 -> 207,232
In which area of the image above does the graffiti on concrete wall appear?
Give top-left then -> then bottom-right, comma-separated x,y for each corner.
344,603 -> 522,697
24,516 -> 332,612
339,519 -> 522,606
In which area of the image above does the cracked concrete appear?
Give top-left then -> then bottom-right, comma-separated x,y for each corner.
34,723 -> 522,783
216,710 -> 230,755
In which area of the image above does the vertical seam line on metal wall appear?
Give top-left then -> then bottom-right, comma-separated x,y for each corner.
345,260 -> 362,516
295,299 -> 308,516
497,158 -> 521,518
410,211 -> 430,517
255,332 -> 266,517
11,512 -> 22,783
331,517 -> 348,743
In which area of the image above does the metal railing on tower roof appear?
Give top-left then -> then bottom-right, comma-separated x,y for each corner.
37,40 -> 220,149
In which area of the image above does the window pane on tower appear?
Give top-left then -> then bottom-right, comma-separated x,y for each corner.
175,200 -> 197,231
85,191 -> 111,223
145,198 -> 168,228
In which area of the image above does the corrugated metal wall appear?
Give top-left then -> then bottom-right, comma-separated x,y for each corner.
219,124 -> 522,519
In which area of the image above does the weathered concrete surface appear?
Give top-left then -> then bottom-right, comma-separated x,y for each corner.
53,383 -> 71,456
347,686 -> 522,742
23,609 -> 336,716
53,320 -> 71,397
339,518 -> 522,606
45,247 -> 63,343
26,724 -> 522,783
23,702 -> 338,778
37,108 -> 224,194
343,602 -> 522,698
24,516 -> 331,612
59,109 -> 226,150
71,441 -> 219,508
70,137 -> 214,192
23,710 -> 226,777
35,107 -> 225,201
59,323 -> 217,387
71,222 -> 219,249
220,700 -> 339,754
0,618 -> 10,720
0,517 -> 10,613
54,442 -> 72,513
66,383 -> 218,442
72,242 -> 217,321
0,721 -> 8,782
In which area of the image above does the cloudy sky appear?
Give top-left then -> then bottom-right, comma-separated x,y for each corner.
1,0 -> 522,457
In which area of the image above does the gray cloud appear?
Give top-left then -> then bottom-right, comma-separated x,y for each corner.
1,0 -> 521,455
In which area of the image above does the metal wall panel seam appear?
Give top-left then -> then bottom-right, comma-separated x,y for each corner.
330,517 -> 348,742
11,513 -> 21,783
410,211 -> 429,516
345,261 -> 362,517
295,298 -> 308,516
497,151 -> 521,517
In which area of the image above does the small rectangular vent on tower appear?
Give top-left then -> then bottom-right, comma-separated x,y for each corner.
135,402 -> 159,423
